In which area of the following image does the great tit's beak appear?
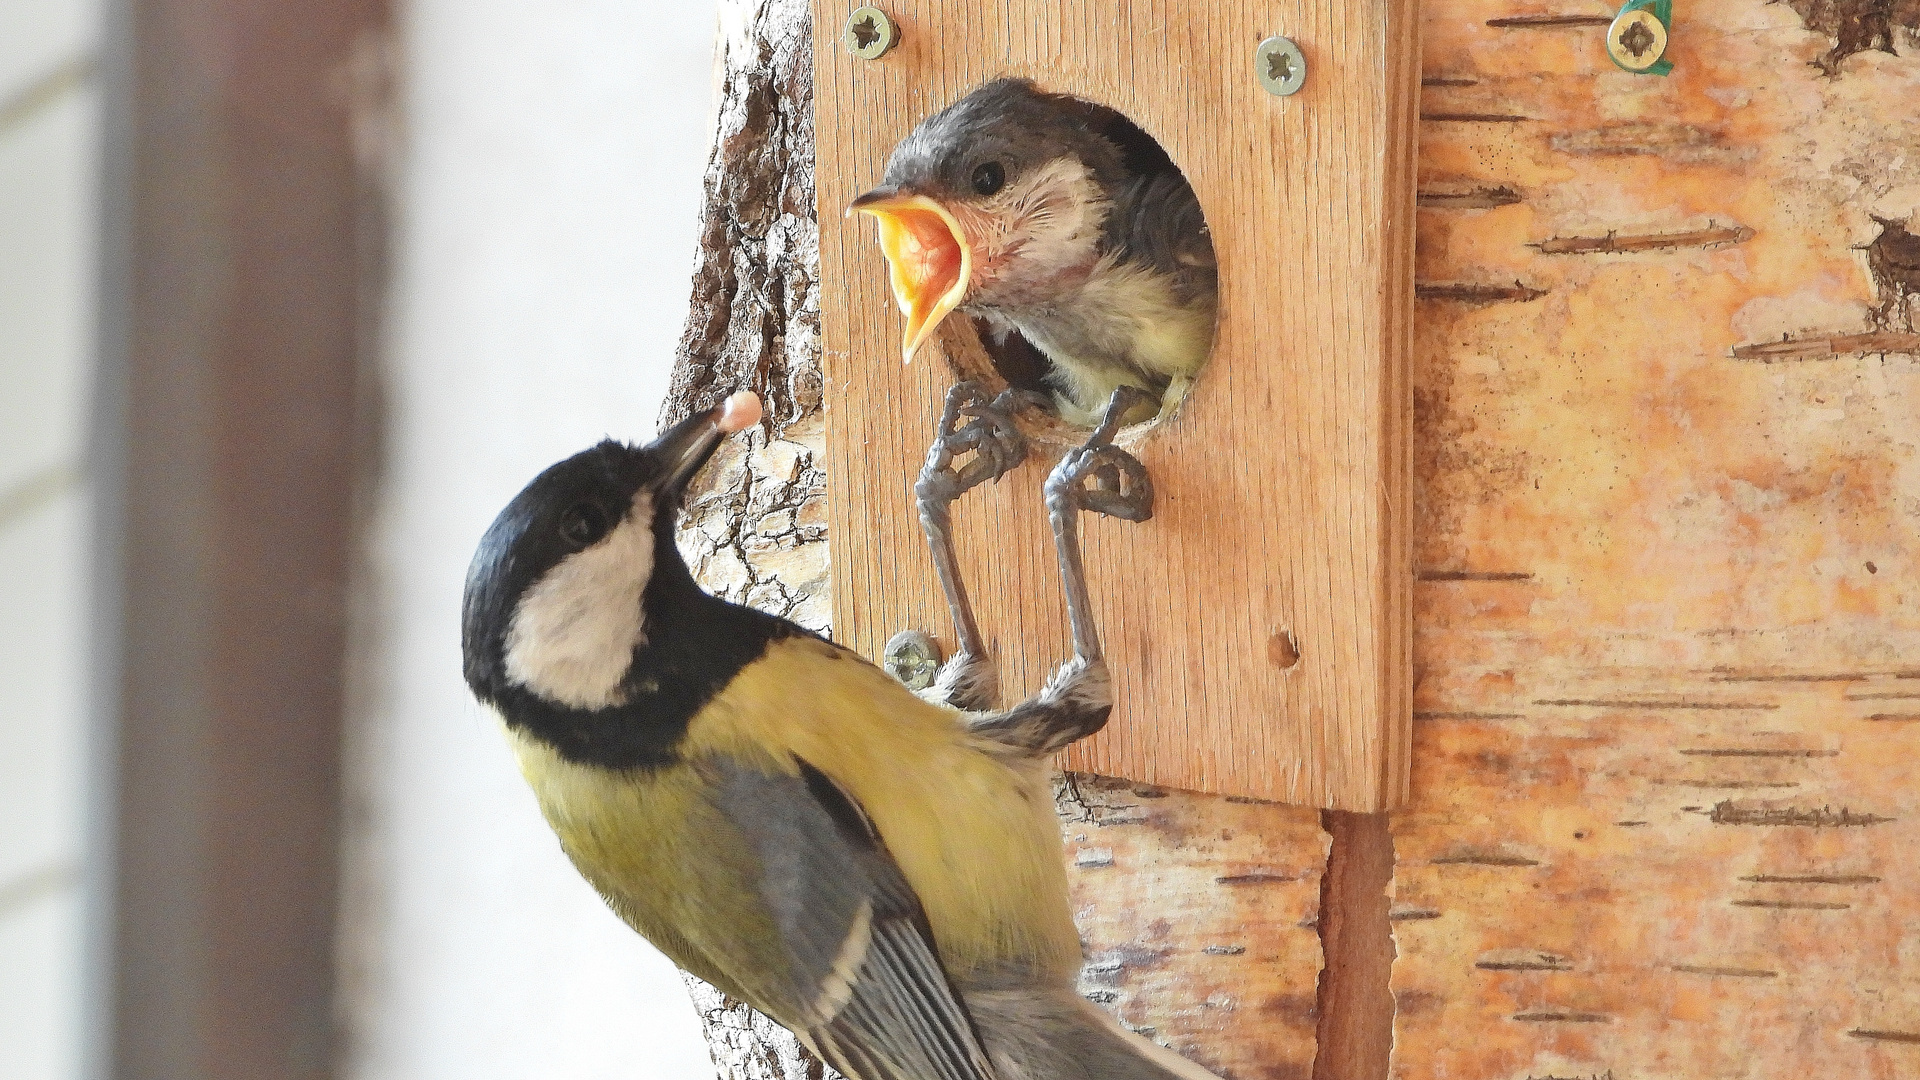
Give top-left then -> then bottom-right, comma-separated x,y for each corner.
647,391 -> 761,500
849,188 -> 972,363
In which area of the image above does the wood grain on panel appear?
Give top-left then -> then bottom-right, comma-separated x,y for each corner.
814,0 -> 1420,810
1395,0 -> 1920,1073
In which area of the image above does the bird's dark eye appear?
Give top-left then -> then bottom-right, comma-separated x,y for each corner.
557,502 -> 611,548
970,161 -> 1006,196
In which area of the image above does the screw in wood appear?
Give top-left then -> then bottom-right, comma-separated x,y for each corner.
883,629 -> 942,690
1255,36 -> 1307,96
844,6 -> 898,60
1606,8 -> 1668,71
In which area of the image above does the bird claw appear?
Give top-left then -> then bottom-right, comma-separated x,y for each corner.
923,382 -> 1037,498
1044,390 -> 1155,525
1047,444 -> 1154,523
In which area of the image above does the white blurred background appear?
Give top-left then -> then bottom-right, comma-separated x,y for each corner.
0,0 -> 723,1076
1,1 -> 108,1077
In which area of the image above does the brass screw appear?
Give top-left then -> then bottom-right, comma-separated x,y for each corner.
845,6 -> 898,60
883,630 -> 941,690
1606,8 -> 1669,72
1255,36 -> 1307,96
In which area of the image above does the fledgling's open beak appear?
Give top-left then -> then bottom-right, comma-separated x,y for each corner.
849,188 -> 972,363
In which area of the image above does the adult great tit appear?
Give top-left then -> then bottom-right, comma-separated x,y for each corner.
461,391 -> 1220,1080
852,78 -> 1218,426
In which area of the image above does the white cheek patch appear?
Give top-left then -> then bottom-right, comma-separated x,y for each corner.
503,495 -> 656,710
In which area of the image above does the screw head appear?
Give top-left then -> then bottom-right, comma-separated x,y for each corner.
844,6 -> 898,60
1255,36 -> 1307,96
883,630 -> 942,690
1606,8 -> 1668,72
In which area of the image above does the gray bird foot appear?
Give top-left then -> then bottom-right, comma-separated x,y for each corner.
1044,387 -> 1155,666
915,382 -> 1042,710
967,388 -> 1154,758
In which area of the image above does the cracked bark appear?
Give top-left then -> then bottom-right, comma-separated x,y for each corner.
663,2 -> 831,1075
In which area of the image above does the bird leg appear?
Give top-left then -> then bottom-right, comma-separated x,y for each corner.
1046,387 -> 1155,663
967,387 -> 1155,757
915,381 -> 1040,710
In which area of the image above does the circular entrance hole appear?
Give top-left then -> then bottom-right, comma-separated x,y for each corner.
862,79 -> 1219,450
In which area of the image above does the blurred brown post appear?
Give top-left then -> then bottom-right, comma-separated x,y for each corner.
91,0 -> 389,1077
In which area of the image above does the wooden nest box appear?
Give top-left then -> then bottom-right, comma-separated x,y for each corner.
814,0 -> 1420,811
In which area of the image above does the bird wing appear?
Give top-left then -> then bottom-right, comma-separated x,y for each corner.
710,757 -> 1000,1080
1107,171 -> 1217,303
1052,89 -> 1216,290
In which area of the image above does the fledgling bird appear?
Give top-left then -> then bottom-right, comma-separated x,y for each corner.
852,78 -> 1218,426
461,390 -> 1219,1080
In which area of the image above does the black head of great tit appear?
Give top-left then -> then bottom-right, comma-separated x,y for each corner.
461,391 -> 783,768
851,77 -> 1218,426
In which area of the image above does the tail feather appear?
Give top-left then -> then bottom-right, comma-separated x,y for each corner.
961,986 -> 1225,1080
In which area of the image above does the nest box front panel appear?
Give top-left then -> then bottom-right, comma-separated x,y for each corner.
814,0 -> 1417,810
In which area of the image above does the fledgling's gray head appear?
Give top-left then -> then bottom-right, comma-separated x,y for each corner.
879,78 -> 1130,215
850,79 -> 1153,360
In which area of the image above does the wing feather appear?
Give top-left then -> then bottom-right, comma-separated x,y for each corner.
712,758 -> 998,1080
